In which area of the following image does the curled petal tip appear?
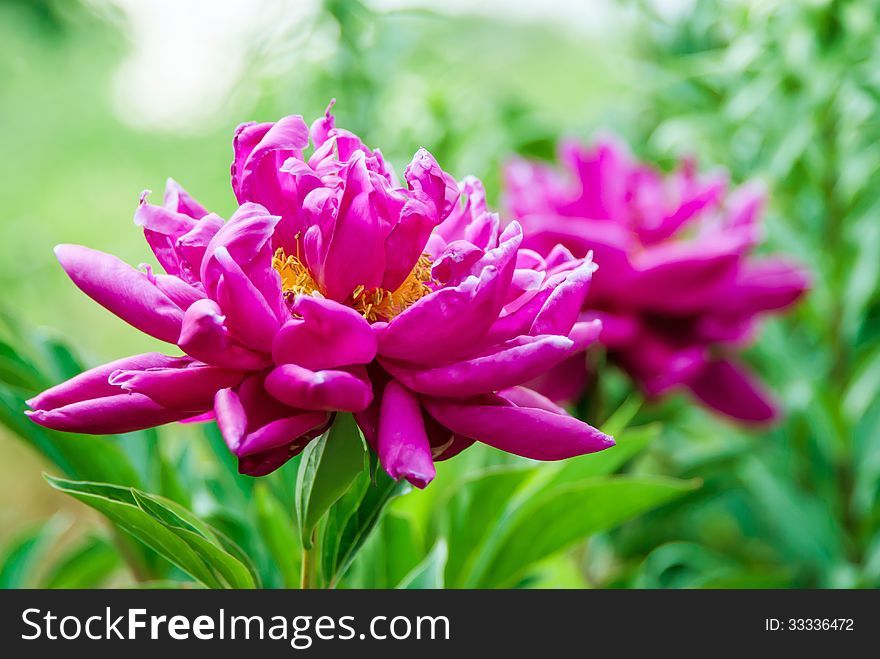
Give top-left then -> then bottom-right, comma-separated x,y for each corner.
401,471 -> 434,490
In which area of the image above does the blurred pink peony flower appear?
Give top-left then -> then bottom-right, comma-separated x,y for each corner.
27,106 -> 613,487
504,136 -> 810,424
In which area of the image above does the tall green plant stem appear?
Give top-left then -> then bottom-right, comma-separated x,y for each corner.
301,529 -> 318,589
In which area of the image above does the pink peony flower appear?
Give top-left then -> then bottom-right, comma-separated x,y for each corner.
504,136 -> 810,424
27,105 -> 613,487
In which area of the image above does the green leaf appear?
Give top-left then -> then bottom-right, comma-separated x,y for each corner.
295,413 -> 367,548
0,514 -> 71,588
254,483 -> 301,589
35,333 -> 85,382
42,536 -> 121,589
474,475 -> 700,588
130,490 -> 258,589
600,392 -> 645,437
45,475 -> 257,589
549,423 -> 660,486
157,442 -> 192,509
443,466 -> 535,588
0,387 -> 143,487
130,580 -> 205,589
201,422 -> 254,503
0,338 -> 45,390
323,469 -> 409,587
397,541 -> 447,589
378,512 -> 423,588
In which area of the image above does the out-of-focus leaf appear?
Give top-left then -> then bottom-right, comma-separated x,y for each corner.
156,442 -> 191,509
42,535 -> 120,589
397,540 -> 447,589
442,466 -> 534,588
35,333 -> 85,382
254,483 -> 300,589
295,413 -> 367,549
201,422 -> 253,503
381,513 -> 422,588
600,392 -> 645,437
130,581 -> 204,589
739,458 -> 844,578
474,476 -> 700,588
0,387 -> 143,487
549,423 -> 660,487
0,338 -> 45,390
0,514 -> 71,588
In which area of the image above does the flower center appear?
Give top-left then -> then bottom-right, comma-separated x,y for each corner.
272,249 -> 435,323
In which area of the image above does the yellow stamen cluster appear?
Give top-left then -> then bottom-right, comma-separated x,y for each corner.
350,254 -> 435,322
272,249 -> 435,322
273,248 -> 321,298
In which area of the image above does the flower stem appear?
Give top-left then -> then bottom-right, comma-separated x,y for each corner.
301,529 -> 317,589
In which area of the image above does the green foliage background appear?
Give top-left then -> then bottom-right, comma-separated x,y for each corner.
0,0 -> 878,588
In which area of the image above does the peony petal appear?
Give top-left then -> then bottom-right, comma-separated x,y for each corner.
214,379 -> 329,458
422,393 -> 614,460
200,203 -> 280,296
232,116 -> 310,208
26,393 -> 193,435
135,191 -> 198,278
163,178 -> 209,219
520,353 -> 590,405
376,223 -> 521,365
178,298 -> 271,370
629,237 -> 744,313
686,359 -> 779,424
724,257 -> 810,316
152,274 -> 203,310
55,244 -> 184,343
380,335 -> 575,397
272,295 -> 377,370
212,246 -> 281,352
109,359 -> 243,411
435,176 -> 493,247
377,381 -> 435,488
380,149 -> 457,291
265,363 -> 373,412
529,258 -> 596,336
176,213 -> 225,278
318,152 -> 389,301
498,385 -> 570,415
26,352 -> 177,412
584,310 -> 639,348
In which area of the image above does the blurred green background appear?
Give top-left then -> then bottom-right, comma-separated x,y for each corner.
1,0 -> 878,588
